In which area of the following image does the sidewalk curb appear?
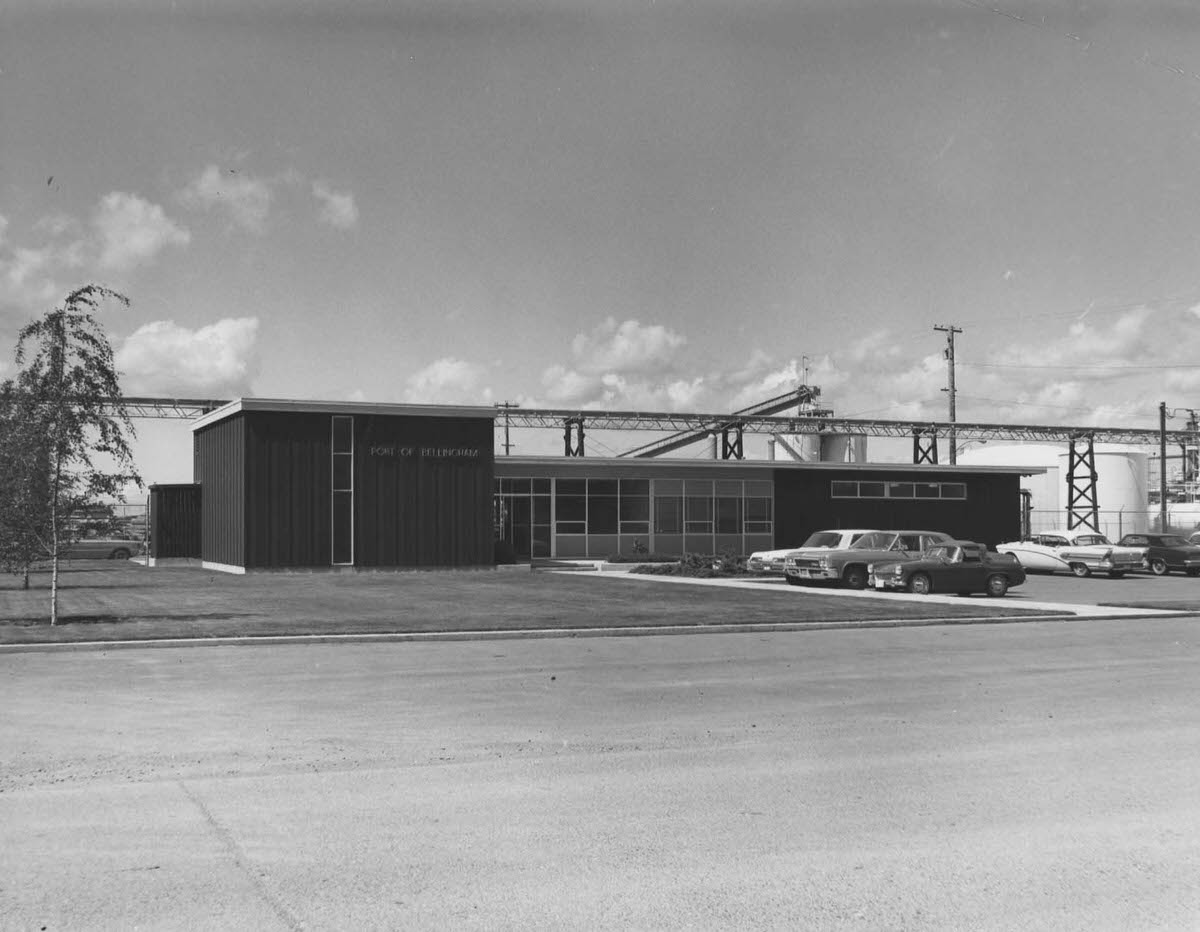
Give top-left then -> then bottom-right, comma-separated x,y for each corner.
5,610 -> 1197,653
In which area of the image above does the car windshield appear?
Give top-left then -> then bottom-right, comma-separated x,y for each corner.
1073,534 -> 1111,546
850,532 -> 897,550
1160,535 -> 1188,547
801,531 -> 845,548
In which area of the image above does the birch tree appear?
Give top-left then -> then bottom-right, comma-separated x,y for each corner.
3,285 -> 141,622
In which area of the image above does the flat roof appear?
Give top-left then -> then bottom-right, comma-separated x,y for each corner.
495,456 -> 1046,477
191,397 -> 498,432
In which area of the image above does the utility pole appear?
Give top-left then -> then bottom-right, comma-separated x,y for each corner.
1186,409 -> 1199,498
935,324 -> 962,464
498,401 -> 520,455
1160,401 -> 1169,531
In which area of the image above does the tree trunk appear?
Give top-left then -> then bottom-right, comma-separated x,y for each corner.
49,454 -> 60,626
22,565 -> 30,590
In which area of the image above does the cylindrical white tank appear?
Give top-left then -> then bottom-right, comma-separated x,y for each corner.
820,434 -> 867,463
775,433 -> 821,462
956,442 -> 1150,537
1056,448 -> 1149,538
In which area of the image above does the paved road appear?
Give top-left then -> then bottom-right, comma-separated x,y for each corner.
3,618 -> 1199,930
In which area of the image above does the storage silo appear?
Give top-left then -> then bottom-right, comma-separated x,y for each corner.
772,433 -> 822,461
820,433 -> 868,463
957,442 -> 1150,537
1057,447 -> 1149,538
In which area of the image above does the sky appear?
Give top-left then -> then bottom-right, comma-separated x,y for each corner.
4,0 -> 1200,494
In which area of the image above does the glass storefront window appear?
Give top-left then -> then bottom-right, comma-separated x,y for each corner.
716,496 -> 742,534
497,474 -> 775,559
685,494 -> 713,533
654,496 -> 682,534
588,495 -> 618,534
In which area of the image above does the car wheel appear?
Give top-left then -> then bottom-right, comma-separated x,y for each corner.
1150,558 -> 1169,576
908,573 -> 932,595
1069,562 -> 1091,578
1187,568 -> 1200,577
842,565 -> 868,590
985,574 -> 1009,597
110,548 -> 131,560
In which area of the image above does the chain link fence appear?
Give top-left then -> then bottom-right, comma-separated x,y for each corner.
1027,508 -> 1200,540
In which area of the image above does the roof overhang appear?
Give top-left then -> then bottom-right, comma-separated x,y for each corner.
494,456 -> 1047,476
191,397 -> 498,432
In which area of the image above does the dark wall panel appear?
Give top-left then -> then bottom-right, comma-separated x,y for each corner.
150,484 -> 201,559
244,413 -> 332,568
195,417 -> 245,566
774,469 -> 1022,550
356,415 -> 495,567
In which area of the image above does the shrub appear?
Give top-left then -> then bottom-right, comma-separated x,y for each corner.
627,552 -> 749,577
604,552 -> 679,564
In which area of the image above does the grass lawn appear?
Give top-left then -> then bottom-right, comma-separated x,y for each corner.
0,561 -> 1065,645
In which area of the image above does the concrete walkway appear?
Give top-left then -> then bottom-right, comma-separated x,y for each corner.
577,570 -> 1189,619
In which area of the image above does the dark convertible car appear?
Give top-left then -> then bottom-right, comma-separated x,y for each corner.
867,540 -> 1026,596
1116,533 -> 1200,576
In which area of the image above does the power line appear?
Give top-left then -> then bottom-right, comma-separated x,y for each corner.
964,361 -> 1200,371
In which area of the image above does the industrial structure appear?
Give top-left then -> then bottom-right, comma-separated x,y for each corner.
119,388 -> 1198,541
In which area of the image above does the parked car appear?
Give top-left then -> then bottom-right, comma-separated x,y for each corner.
867,540 -> 1026,596
1116,533 -> 1200,576
783,530 -> 954,589
995,529 -> 1144,578
59,530 -> 144,560
749,529 -> 879,576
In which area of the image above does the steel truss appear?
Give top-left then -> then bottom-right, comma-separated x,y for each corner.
104,397 -> 227,419
110,393 -> 1193,532
499,410 -> 1194,450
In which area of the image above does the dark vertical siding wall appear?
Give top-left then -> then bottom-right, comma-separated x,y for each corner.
195,417 -> 245,566
149,484 -> 202,559
244,413 -> 332,568
356,415 -> 495,567
774,470 -> 1022,549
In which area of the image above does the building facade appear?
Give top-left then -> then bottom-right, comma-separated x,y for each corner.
495,457 -> 1030,561
178,399 -> 1040,572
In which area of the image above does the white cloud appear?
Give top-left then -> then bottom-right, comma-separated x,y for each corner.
570,317 -> 685,374
312,181 -> 359,230
93,192 -> 191,271
536,364 -> 600,406
177,165 -> 272,233
666,377 -> 706,409
847,331 -> 904,363
403,357 -> 492,404
993,308 -> 1153,370
0,242 -> 83,309
116,317 -> 259,397
524,317 -> 693,410
0,194 -> 189,310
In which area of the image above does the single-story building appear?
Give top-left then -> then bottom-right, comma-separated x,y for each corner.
150,398 -> 1044,572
